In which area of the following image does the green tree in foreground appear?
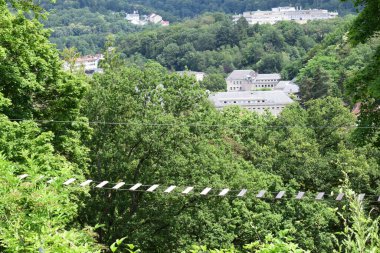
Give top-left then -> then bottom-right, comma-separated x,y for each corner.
0,117 -> 101,252
83,62 -> 349,252
0,0 -> 92,169
335,191 -> 380,253
0,1 -> 101,251
341,0 -> 380,146
201,73 -> 226,91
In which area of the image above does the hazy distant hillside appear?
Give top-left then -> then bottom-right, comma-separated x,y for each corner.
42,0 -> 355,54
44,0 -> 355,21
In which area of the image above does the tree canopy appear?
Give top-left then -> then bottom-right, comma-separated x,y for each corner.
1,0 -> 380,252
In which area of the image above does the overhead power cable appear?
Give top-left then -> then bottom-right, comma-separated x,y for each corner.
8,119 -> 380,129
17,174 -> 380,204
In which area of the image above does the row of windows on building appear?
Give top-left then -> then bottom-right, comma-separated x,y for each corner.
245,106 -> 285,110
230,87 -> 243,90
256,84 -> 275,88
255,79 -> 280,82
232,79 -> 279,84
229,83 -> 275,90
223,100 -> 269,104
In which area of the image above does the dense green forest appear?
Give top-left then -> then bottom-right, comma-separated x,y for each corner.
117,14 -> 355,89
43,0 -> 355,20
1,0 -> 380,252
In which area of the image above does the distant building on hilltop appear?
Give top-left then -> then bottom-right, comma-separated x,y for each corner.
125,11 -> 169,26
126,10 -> 141,25
149,13 -> 163,24
63,54 -> 104,74
233,6 -> 338,25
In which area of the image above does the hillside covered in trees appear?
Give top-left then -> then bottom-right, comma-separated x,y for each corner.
44,0 -> 355,20
1,0 -> 380,252
41,0 -> 354,54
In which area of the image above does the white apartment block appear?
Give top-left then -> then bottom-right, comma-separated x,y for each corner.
233,6 -> 338,25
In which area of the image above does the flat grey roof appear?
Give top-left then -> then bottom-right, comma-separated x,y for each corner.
226,70 -> 256,80
275,81 -> 299,93
209,90 -> 294,107
256,73 -> 281,80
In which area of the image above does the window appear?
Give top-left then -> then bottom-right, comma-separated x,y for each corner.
224,101 -> 227,104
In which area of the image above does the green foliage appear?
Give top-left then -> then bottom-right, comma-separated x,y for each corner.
341,0 -> 380,45
81,58 -> 379,252
201,73 -> 226,92
0,1 -> 101,251
0,1 -> 92,168
340,0 -> 380,145
110,237 -> 140,253
182,231 -> 308,252
244,231 -> 309,253
118,14 -> 348,77
44,8 -> 143,54
335,191 -> 380,252
0,117 -> 101,252
82,62 -> 296,251
294,16 -> 358,101
1,1 -> 380,252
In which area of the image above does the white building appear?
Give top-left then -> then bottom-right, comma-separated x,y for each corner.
126,11 -> 141,25
233,6 -> 338,25
64,54 -> 104,74
254,73 -> 282,88
176,71 -> 206,82
209,90 -> 294,116
212,70 -> 300,115
226,70 -> 282,92
148,13 -> 163,24
125,11 -> 169,26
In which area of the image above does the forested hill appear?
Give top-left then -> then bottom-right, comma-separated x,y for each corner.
43,0 -> 354,20
41,0 -> 354,55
